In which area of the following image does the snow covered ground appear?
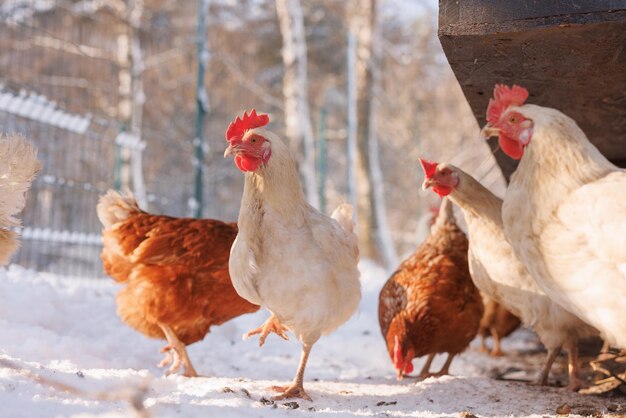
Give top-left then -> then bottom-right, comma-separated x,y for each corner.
0,261 -> 622,418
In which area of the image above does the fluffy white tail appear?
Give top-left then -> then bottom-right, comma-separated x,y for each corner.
331,203 -> 355,234
0,134 -> 40,265
0,134 -> 41,228
97,190 -> 142,229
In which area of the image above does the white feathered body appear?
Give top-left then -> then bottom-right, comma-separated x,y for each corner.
229,130 -> 361,345
0,134 -> 41,265
501,104 -> 626,347
448,170 -> 596,352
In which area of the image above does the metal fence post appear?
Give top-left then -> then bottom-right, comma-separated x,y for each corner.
192,0 -> 210,218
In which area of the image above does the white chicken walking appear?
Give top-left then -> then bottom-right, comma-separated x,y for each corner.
225,110 -> 361,401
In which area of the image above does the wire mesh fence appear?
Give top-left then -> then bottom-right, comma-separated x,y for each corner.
0,88 -> 115,278
0,3 -> 173,278
0,3 -> 120,277
0,1 -> 286,278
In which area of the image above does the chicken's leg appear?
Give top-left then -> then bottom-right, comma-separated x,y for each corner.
479,335 -> 489,353
419,353 -> 455,379
435,353 -> 455,376
490,328 -> 504,357
417,353 -> 435,379
270,342 -> 313,401
157,323 -> 198,377
244,314 -> 289,347
533,346 -> 560,386
565,340 -> 585,391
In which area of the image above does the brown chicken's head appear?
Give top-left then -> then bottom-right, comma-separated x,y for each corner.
420,158 -> 459,198
481,84 -> 534,160
224,109 -> 272,172
392,335 -> 414,380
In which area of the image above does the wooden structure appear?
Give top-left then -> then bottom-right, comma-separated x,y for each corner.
438,0 -> 626,179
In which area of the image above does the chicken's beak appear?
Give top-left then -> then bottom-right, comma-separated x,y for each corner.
480,124 -> 499,140
224,143 -> 237,158
396,369 -> 404,381
422,178 -> 435,191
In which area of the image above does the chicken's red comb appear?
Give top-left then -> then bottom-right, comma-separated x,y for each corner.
225,109 -> 270,142
419,158 -> 438,179
486,84 -> 529,124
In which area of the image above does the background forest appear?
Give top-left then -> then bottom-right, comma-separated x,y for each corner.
0,0 -> 504,275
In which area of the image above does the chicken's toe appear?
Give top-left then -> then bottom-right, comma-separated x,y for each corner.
244,315 -> 289,347
158,347 -> 174,368
490,348 -> 505,357
269,384 -> 312,401
158,344 -> 183,376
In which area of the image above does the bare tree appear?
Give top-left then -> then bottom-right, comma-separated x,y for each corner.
276,0 -> 319,208
117,0 -> 147,208
349,0 -> 398,268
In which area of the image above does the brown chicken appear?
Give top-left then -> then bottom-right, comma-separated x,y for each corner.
97,190 -> 259,377
379,197 -> 483,380
478,297 -> 521,356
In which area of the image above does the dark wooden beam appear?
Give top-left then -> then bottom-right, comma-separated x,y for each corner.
438,0 -> 626,180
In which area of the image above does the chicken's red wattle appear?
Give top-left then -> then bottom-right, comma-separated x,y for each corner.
498,134 -> 524,160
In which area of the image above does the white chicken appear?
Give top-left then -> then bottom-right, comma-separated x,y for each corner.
0,134 -> 41,265
421,159 -> 597,389
482,84 -> 626,348
224,110 -> 361,401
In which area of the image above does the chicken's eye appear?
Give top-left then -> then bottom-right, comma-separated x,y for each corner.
251,137 -> 257,143
509,116 -> 517,124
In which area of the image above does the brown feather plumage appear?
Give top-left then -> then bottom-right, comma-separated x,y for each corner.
478,297 -> 521,357
379,199 -> 483,377
478,299 -> 521,347
99,194 -> 259,347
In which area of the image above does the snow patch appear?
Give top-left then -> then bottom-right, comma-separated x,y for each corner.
0,262 -> 614,417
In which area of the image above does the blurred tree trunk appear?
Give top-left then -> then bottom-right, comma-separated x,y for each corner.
116,0 -> 147,208
276,0 -> 319,209
129,0 -> 147,209
116,8 -> 132,193
349,0 -> 398,269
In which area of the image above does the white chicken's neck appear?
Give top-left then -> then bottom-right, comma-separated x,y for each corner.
449,172 -> 502,227
241,135 -> 308,221
513,104 -> 615,204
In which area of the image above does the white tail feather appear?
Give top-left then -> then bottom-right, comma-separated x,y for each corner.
331,203 -> 355,233
0,134 -> 41,228
0,134 -> 40,265
96,190 -> 142,229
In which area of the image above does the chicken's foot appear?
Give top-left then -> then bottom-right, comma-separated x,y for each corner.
244,314 -> 289,347
157,323 -> 198,377
269,343 -> 313,401
532,346 -> 560,386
